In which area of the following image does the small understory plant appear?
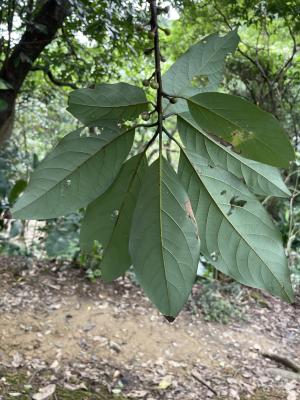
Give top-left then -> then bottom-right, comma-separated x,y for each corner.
12,1 -> 295,320
192,280 -> 246,324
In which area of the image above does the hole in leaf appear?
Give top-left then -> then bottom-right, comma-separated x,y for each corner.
210,251 -> 219,261
229,196 -> 247,208
227,196 -> 247,216
80,127 -> 90,137
64,179 -> 71,188
110,209 -> 119,220
191,74 -> 209,88
220,190 -> 226,195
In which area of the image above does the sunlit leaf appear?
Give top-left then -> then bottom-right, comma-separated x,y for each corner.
187,92 -> 295,167
178,149 -> 294,302
80,153 -> 148,281
178,113 -> 290,197
129,156 -> 200,317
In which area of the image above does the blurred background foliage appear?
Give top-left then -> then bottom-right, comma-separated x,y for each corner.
0,0 -> 299,309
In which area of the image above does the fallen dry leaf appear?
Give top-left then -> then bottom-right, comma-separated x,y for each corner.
32,384 -> 56,400
158,375 -> 172,389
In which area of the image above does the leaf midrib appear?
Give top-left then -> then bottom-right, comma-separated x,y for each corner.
70,100 -> 147,108
158,158 -> 172,315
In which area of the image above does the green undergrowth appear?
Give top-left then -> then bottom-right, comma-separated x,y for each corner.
192,279 -> 246,324
0,369 -> 128,400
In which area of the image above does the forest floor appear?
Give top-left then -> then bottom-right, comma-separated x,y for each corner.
0,256 -> 299,400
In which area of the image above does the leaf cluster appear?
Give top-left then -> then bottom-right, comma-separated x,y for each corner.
12,28 -> 295,318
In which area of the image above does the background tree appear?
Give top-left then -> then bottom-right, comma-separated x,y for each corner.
0,0 -> 150,145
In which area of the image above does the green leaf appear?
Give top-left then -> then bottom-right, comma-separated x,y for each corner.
162,30 -> 239,113
178,150 -> 294,302
8,179 -> 27,205
129,157 -> 201,317
0,78 -> 12,90
178,113 -> 290,198
12,128 -> 134,220
187,92 -> 295,168
80,153 -> 148,281
67,82 -> 148,126
0,99 -> 8,111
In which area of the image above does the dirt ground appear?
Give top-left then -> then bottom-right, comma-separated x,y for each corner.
0,256 -> 299,399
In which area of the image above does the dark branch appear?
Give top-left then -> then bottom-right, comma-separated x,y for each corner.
31,66 -> 78,90
0,0 -> 71,145
273,21 -> 298,85
0,0 -> 71,91
262,352 -> 300,374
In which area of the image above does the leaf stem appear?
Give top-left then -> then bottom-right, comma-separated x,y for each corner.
144,128 -> 159,152
149,0 -> 163,155
162,126 -> 182,150
162,92 -> 187,101
135,122 -> 158,129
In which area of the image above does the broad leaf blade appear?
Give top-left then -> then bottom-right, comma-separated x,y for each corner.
187,92 -> 295,168
80,153 -> 148,281
178,113 -> 290,197
68,82 -> 148,126
178,150 -> 294,302
129,157 -> 200,317
162,30 -> 239,113
12,129 -> 134,220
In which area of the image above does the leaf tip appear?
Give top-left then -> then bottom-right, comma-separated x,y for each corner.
163,315 -> 176,323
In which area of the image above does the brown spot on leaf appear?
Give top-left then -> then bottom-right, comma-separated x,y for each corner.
231,130 -> 255,147
185,200 -> 200,240
209,133 -> 233,148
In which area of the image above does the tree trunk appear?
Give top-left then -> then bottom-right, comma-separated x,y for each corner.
0,0 -> 71,146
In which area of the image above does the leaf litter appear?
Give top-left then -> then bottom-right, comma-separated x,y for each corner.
0,255 -> 299,399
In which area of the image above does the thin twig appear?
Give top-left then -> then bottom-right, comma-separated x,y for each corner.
191,369 -> 218,396
262,352 -> 300,373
